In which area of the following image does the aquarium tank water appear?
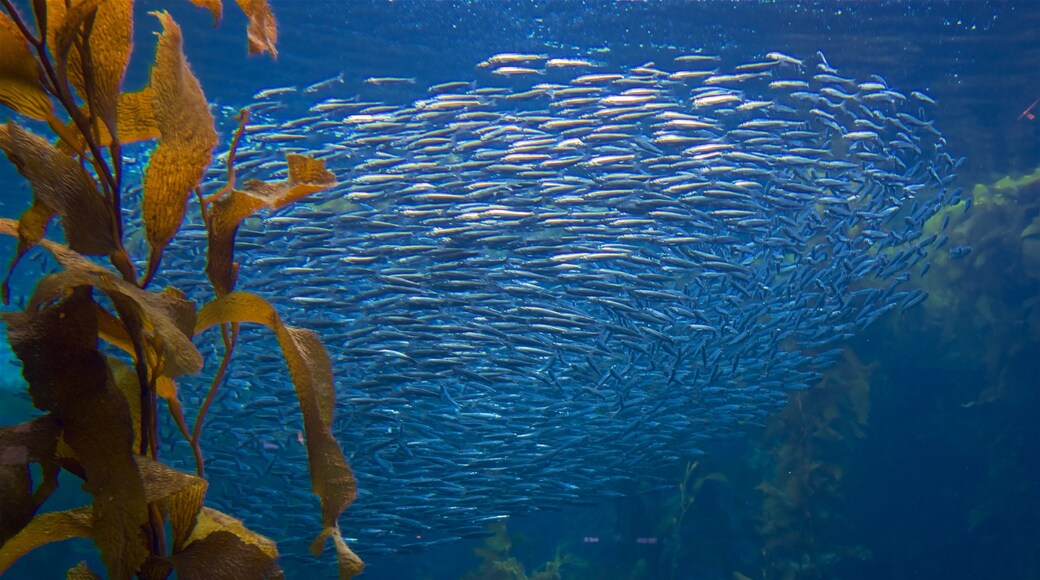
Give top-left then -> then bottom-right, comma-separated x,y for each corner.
0,1 -> 1038,579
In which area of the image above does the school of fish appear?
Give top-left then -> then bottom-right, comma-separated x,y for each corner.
145,49 -> 964,569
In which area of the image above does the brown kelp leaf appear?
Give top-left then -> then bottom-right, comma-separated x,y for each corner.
0,12 -> 54,120
206,153 -> 335,295
0,218 -> 204,378
46,0 -> 134,140
47,0 -> 104,81
31,269 -> 201,378
0,122 -> 115,255
187,507 -> 278,560
107,357 -> 142,450
234,0 -> 277,57
3,288 -> 149,580
165,530 -> 284,579
114,88 -> 161,142
195,292 -> 361,577
0,122 -> 117,300
67,561 -> 103,580
58,89 -> 162,153
141,11 -> 217,274
331,531 -> 364,579
135,455 -> 207,553
154,506 -> 284,578
95,301 -> 133,355
310,527 -> 365,579
3,201 -> 54,303
0,507 -> 94,574
184,0 -> 224,24
158,286 -> 198,339
0,415 -> 61,545
156,375 -> 178,399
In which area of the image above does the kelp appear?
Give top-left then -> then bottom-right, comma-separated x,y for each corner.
757,350 -> 875,579
461,521 -> 584,580
0,1 -> 362,578
140,10 -> 218,285
666,461 -> 728,579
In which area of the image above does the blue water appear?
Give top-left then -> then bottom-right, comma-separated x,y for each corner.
2,1 -> 1039,579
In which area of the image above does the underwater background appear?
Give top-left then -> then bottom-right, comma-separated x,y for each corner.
1,0 -> 1039,578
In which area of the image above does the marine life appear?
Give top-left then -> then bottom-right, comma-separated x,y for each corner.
145,49 -> 959,566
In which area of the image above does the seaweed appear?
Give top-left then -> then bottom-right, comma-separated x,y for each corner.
756,350 -> 875,579
0,1 -> 360,578
461,521 -> 585,580
665,461 -> 728,579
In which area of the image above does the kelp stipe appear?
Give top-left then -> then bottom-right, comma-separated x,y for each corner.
0,1 -> 361,577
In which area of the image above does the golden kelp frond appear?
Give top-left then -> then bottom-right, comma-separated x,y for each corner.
0,415 -> 61,545
252,153 -> 337,204
178,0 -> 276,56
135,455 -> 207,553
108,357 -> 143,451
141,11 -> 217,278
3,288 -> 149,580
47,0 -> 105,94
0,218 -> 205,378
45,0 -> 133,141
0,121 -> 117,301
57,89 -> 163,153
67,561 -> 103,579
149,530 -> 284,579
320,528 -> 365,580
234,0 -> 277,57
0,507 -> 94,574
32,269 -> 202,378
113,88 -> 161,142
184,0 -> 223,24
0,122 -> 116,254
2,202 -> 53,304
187,507 -> 278,561
143,507 -> 284,579
195,292 -> 362,579
206,153 -> 335,295
156,375 -> 178,399
0,12 -> 54,120
158,286 -> 199,339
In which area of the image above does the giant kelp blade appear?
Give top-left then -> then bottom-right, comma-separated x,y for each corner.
141,507 -> 282,578
108,357 -> 143,451
0,122 -> 116,255
0,12 -> 54,120
155,531 -> 283,579
0,465 -> 35,548
141,11 -> 217,278
3,201 -> 55,304
186,507 -> 278,560
310,527 -> 364,580
3,288 -> 149,580
134,455 -> 207,554
0,122 -> 117,300
0,416 -> 61,546
66,561 -> 103,579
0,218 -> 204,378
194,292 -> 361,578
178,0 -> 275,56
206,153 -> 335,295
234,0 -> 277,57
46,0 -> 104,85
0,507 -> 94,574
58,89 -> 163,153
183,0 -> 223,24
28,269 -> 202,378
111,88 -> 161,143
45,0 -> 133,143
